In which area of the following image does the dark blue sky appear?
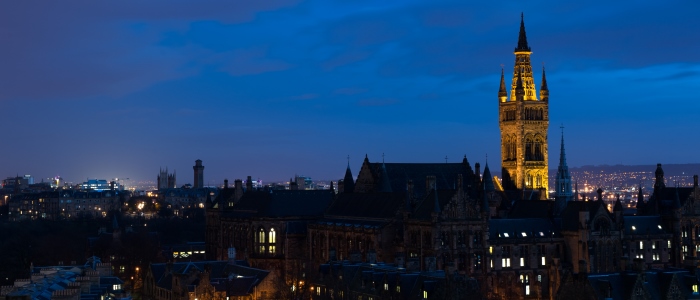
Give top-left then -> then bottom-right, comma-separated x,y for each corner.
1,1 -> 699,184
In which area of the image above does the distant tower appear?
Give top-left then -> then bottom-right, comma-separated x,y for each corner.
157,167 -> 176,190
499,13 -> 549,192
554,127 -> 572,212
193,159 -> 204,188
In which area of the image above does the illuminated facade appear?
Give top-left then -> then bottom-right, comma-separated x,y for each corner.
499,14 -> 549,193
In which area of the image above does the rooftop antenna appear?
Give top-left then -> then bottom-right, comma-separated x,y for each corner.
445,156 -> 448,163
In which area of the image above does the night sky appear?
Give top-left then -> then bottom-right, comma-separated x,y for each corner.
1,1 -> 699,185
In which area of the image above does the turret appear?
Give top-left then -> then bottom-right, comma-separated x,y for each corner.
540,66 -> 549,102
499,68 -> 508,102
343,162 -> 355,193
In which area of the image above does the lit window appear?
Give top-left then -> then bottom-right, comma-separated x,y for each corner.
489,246 -> 493,254
502,258 -> 511,268
693,284 -> 698,294
384,283 -> 388,290
632,226 -> 636,231
503,233 -> 509,238
396,286 -> 400,293
668,240 -> 672,248
521,232 -> 527,237
520,257 -> 525,267
269,228 -> 276,243
537,275 -> 541,282
639,241 -> 643,250
658,225 -> 662,229
113,284 -> 121,290
423,290 -> 428,299
541,256 -> 546,266
525,285 -> 530,295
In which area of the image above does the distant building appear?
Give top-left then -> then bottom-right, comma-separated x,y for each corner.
79,179 -> 122,191
0,256 -> 130,300
157,168 -> 176,190
7,189 -> 125,220
143,258 -> 271,300
193,160 -> 204,189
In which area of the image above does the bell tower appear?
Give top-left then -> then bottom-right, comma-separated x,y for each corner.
499,14 -> 549,193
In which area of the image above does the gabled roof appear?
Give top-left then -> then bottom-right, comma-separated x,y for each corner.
411,189 -> 457,220
559,200 -> 609,231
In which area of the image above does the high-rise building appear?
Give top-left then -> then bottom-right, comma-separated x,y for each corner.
193,159 -> 204,188
499,14 -> 549,192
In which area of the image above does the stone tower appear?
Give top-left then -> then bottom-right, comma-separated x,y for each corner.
193,159 -> 204,188
499,14 -> 549,192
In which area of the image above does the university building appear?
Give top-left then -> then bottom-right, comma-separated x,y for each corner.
205,15 -> 700,300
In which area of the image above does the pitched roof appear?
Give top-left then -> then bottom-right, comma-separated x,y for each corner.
326,192 -> 405,220
367,162 -> 474,198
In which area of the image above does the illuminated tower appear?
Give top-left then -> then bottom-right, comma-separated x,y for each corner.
193,159 -> 204,188
499,14 -> 549,193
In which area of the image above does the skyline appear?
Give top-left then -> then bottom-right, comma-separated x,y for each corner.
2,1 -> 700,183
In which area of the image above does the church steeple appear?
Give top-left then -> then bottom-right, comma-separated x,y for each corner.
554,127 -> 572,213
515,13 -> 530,52
499,68 -> 508,102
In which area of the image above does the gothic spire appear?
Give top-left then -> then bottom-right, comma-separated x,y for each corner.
343,162 -> 355,193
540,66 -> 549,102
515,69 -> 525,101
515,13 -> 531,52
499,68 -> 508,102
483,162 -> 495,192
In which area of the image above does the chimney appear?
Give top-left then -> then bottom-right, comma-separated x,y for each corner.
234,179 -> 243,201
224,179 -> 229,189
694,175 -> 698,187
246,176 -> 253,191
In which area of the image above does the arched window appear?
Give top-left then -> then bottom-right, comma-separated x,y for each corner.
269,228 -> 276,244
258,228 -> 265,243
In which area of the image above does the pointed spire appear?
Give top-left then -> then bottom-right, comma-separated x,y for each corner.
515,13 -> 531,52
515,68 -> 525,100
559,126 -> 568,168
483,162 -> 495,192
498,67 -> 508,102
574,181 -> 579,201
540,65 -> 549,102
343,162 -> 355,193
614,194 -> 623,212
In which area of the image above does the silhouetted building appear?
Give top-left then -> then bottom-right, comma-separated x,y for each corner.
194,159 -> 205,189
157,168 -> 176,190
